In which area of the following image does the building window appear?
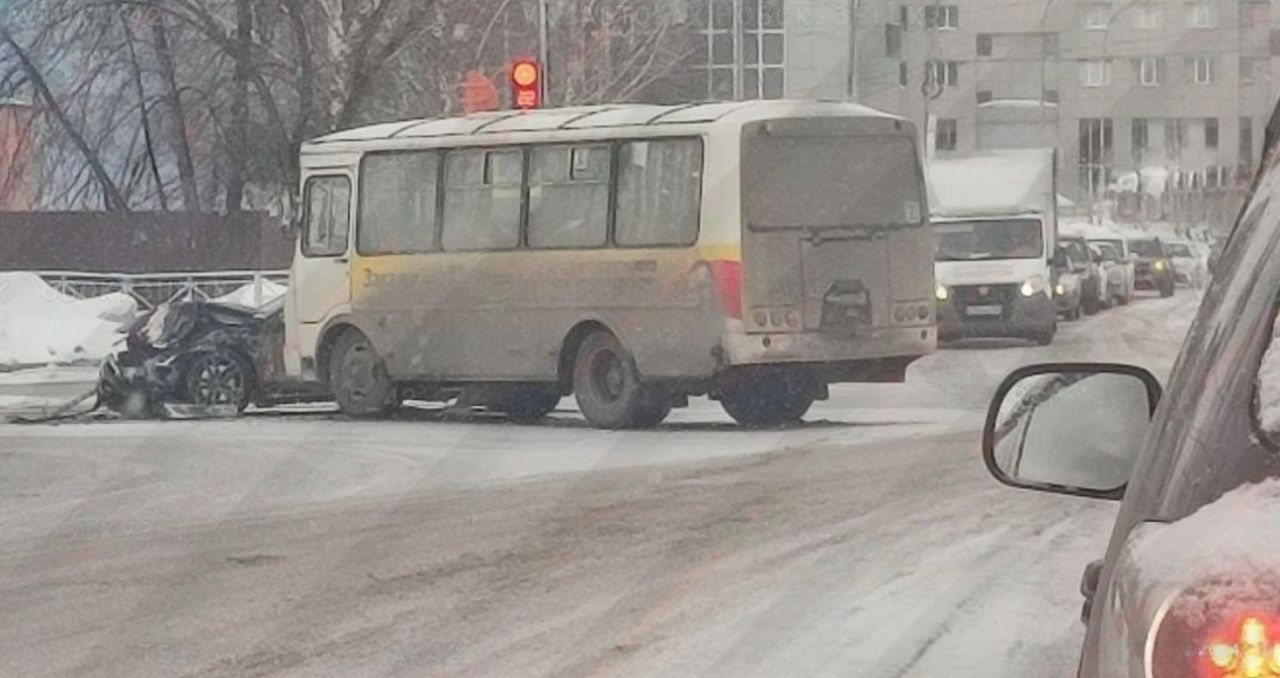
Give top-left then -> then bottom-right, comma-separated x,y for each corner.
1165,118 -> 1186,158
1190,56 -> 1214,84
1044,88 -> 1060,103
936,119 -> 958,151
926,60 -> 959,88
1204,118 -> 1219,150
1138,57 -> 1164,86
977,90 -> 993,103
886,23 -> 902,57
1132,118 -> 1150,159
1084,3 -> 1112,29
977,33 -> 993,57
924,5 -> 959,28
1080,59 -> 1112,87
697,0 -> 785,100
1243,0 -> 1270,24
899,61 -> 908,86
1242,117 -> 1255,168
1079,118 -> 1114,196
1185,2 -> 1217,27
899,5 -> 910,27
1135,3 -> 1163,29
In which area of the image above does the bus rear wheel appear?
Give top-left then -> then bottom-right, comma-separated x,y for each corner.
718,367 -> 818,428
330,331 -> 398,418
572,331 -> 670,429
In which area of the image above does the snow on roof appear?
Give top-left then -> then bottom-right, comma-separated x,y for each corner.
303,100 -> 900,149
927,149 -> 1056,218
1119,478 -> 1280,623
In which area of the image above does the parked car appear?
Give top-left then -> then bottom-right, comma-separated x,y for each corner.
978,125 -> 1280,677
1089,239 -> 1133,307
1059,232 -> 1106,315
1126,235 -> 1177,297
1166,238 -> 1208,288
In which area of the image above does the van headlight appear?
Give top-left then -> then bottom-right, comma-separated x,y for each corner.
935,284 -> 950,302
1020,276 -> 1047,298
1154,259 -> 1167,272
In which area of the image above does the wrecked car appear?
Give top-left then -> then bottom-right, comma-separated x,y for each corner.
97,298 -> 290,418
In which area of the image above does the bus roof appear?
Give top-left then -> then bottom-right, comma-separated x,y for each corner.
302,100 -> 902,153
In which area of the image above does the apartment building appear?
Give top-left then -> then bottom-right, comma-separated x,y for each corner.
670,0 -> 1277,201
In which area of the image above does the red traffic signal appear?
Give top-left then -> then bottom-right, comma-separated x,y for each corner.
510,58 -> 542,110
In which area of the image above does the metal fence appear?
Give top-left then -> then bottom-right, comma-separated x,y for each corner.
38,270 -> 290,310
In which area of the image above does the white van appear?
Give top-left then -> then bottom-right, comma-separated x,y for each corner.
930,150 -> 1060,345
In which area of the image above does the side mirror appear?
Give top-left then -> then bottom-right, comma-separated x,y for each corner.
1051,251 -> 1069,269
983,363 -> 1163,501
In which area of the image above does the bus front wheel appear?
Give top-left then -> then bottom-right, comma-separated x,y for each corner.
718,368 -> 817,428
330,331 -> 398,418
572,331 -> 670,429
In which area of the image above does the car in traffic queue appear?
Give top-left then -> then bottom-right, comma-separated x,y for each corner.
978,108 -> 1280,678
930,149 -> 1061,346
1058,231 -> 1106,315
1126,235 -> 1177,297
1087,232 -> 1136,307
1166,238 -> 1208,288
1052,246 -> 1085,321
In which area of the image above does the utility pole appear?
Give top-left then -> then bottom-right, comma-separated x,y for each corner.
848,0 -> 861,100
537,0 -> 551,106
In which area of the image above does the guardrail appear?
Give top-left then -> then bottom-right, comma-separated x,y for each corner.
37,270 -> 290,310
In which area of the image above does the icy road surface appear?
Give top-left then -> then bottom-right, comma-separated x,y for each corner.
0,291 -> 1199,678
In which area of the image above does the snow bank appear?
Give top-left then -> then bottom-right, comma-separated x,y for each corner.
214,279 -> 286,309
0,272 -> 137,367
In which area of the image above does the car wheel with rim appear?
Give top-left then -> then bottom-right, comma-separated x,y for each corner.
572,331 -> 670,429
183,350 -> 254,413
329,331 -> 398,418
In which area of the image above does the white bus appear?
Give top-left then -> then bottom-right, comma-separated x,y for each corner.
285,100 -> 936,428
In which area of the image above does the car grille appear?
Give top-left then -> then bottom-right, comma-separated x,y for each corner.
951,284 -> 1018,320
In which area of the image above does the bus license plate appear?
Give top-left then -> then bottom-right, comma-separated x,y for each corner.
965,305 -> 1002,317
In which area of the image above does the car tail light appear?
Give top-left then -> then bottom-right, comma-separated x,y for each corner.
705,260 -> 743,319
1150,589 -> 1280,678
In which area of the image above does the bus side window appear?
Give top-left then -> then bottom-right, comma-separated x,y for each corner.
442,149 -> 523,251
359,152 -> 439,255
302,176 -> 351,257
615,139 -> 703,247
528,145 -> 610,249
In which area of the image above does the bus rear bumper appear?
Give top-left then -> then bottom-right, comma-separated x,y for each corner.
719,325 -> 936,383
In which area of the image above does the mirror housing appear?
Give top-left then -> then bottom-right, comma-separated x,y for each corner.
983,363 -> 1163,501
1051,250 -> 1069,269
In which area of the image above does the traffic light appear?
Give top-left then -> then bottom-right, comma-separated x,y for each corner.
511,58 -> 542,110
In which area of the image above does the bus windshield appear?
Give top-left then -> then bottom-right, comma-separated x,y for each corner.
745,135 -> 924,229
933,219 -> 1044,262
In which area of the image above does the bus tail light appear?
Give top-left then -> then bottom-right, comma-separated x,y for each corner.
705,260 -> 743,319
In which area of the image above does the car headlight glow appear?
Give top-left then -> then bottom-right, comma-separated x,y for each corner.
1154,260 -> 1167,272
935,284 -> 950,302
1054,283 -> 1066,296
1020,276 -> 1046,298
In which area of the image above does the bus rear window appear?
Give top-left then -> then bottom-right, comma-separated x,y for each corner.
744,135 -> 924,230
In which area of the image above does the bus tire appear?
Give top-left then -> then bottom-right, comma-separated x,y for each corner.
572,331 -> 669,429
501,385 -> 561,423
330,331 -> 397,418
719,368 -> 817,428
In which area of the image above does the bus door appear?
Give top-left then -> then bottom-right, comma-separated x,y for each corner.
741,121 -> 925,333
293,173 -> 354,324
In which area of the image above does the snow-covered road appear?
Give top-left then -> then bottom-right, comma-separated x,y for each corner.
0,290 -> 1200,677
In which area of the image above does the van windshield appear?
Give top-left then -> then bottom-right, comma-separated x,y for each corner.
1128,239 -> 1164,258
933,219 -> 1044,262
745,135 -> 924,229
